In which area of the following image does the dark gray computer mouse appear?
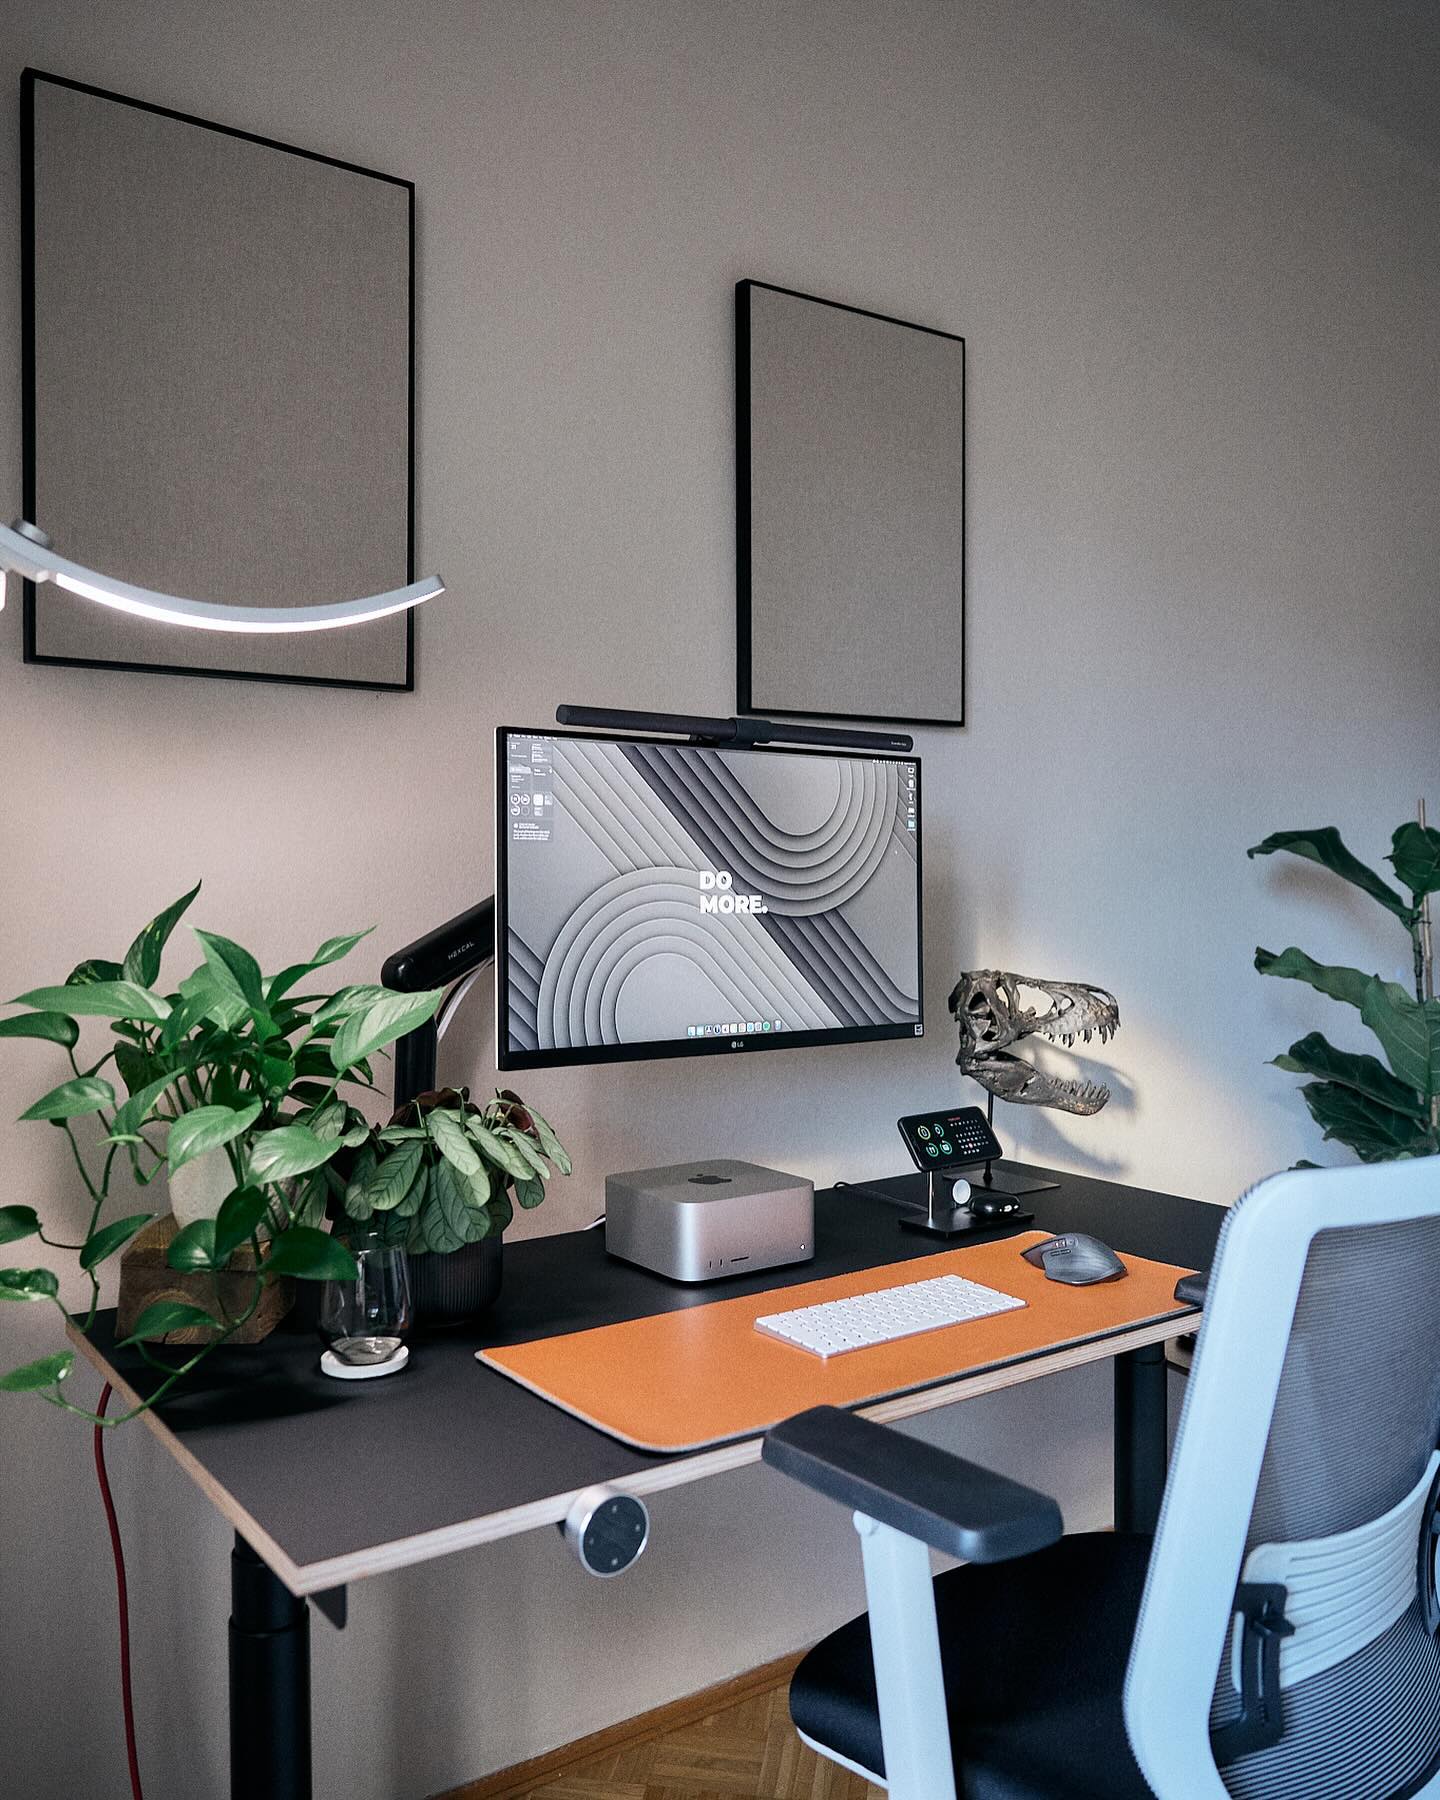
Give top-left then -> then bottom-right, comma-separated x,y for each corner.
1022,1233 -> 1127,1285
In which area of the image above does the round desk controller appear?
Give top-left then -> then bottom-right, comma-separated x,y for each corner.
561,1485 -> 650,1577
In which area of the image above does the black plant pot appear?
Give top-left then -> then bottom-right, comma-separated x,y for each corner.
409,1235 -> 504,1330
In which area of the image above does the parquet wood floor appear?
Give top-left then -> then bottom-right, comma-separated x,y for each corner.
520,1679 -> 882,1799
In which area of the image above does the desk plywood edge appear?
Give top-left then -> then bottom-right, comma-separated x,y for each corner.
67,1318 -> 313,1596
67,1307 -> 1193,1595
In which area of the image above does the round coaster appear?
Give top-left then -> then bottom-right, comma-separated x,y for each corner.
320,1343 -> 410,1381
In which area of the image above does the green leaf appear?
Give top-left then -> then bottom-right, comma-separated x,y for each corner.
113,1044 -> 160,1099
498,1125 -> 550,1179
0,1350 -> 74,1391
291,1080 -> 340,1107
214,1187 -> 270,1263
80,1213 -> 153,1272
1390,824 -> 1440,901
0,1267 -> 59,1301
524,1104 -> 571,1176
1360,981 -> 1440,1099
428,1108 -> 482,1177
167,1218 -> 218,1271
13,981 -> 169,1025
258,1053 -> 293,1092
108,1071 -> 185,1144
193,930 -> 265,1009
514,1174 -> 545,1210
121,1300 -> 219,1344
465,1118 -> 533,1183
265,928 -> 374,1003
66,959 -> 122,987
168,1101 -> 262,1176
341,1145 -> 379,1221
1271,1032 -> 1427,1119
1248,828 -> 1415,923
1254,947 -> 1373,1011
262,1227 -> 358,1282
20,1074 -> 116,1123
0,1206 -> 41,1246
0,1010 -> 79,1048
308,1104 -> 349,1145
174,968 -> 248,1034
1299,1079 -> 1433,1162
307,984 -> 391,1031
122,882 -> 202,987
424,1158 -> 478,1252
359,1140 -> 425,1214
485,1186 -> 514,1235
329,989 -> 443,1074
247,1124 -> 339,1185
395,1162 -> 428,1219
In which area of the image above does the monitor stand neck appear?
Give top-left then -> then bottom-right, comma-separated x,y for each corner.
897,1168 -> 984,1240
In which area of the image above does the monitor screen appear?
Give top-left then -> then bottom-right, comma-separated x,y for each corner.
496,726 -> 923,1069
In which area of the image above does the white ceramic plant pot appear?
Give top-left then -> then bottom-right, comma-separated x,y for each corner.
168,1146 -> 237,1230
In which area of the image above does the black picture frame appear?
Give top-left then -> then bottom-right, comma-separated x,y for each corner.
736,278 -> 966,729
20,68 -> 416,691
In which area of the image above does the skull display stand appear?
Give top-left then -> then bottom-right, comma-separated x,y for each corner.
969,1091 -> 1060,1200
948,969 -> 1122,1199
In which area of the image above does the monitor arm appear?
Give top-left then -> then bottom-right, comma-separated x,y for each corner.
380,898 -> 495,1108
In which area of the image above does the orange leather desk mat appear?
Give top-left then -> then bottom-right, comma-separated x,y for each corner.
477,1231 -> 1197,1453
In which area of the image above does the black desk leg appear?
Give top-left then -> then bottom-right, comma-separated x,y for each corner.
1114,1344 -> 1168,1533
229,1535 -> 312,1800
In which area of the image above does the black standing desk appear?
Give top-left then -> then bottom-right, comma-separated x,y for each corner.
69,1164 -> 1222,1800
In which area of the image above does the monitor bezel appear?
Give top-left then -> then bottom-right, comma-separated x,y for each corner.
494,725 -> 924,1072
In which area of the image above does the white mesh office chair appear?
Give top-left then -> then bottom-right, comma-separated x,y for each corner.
763,1159 -> 1440,1800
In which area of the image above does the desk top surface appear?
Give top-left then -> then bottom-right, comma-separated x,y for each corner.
72,1164 -> 1223,1593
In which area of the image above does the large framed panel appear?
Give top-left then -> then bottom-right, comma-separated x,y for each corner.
21,69 -> 415,688
737,280 -> 965,728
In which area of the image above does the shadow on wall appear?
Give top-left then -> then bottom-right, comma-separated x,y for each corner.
971,1046 -> 1137,1179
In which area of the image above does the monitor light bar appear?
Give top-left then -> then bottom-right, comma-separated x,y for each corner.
0,519 -> 443,634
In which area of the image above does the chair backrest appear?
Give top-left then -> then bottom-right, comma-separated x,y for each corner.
1126,1159 -> 1440,1800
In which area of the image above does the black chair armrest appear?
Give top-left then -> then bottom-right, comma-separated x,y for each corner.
1174,1270 -> 1208,1306
762,1405 -> 1063,1564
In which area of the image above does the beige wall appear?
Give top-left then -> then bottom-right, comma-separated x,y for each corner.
1,2 -> 1436,1795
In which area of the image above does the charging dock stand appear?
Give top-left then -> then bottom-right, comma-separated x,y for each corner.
899,1169 -> 1035,1240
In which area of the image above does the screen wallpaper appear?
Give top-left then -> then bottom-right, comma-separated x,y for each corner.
500,731 -> 921,1059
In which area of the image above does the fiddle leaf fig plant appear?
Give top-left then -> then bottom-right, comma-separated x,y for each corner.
0,883 -> 442,1424
1250,822 -> 1440,1164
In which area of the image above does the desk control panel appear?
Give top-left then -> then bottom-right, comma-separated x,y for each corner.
561,1486 -> 650,1576
898,1106 -> 1003,1171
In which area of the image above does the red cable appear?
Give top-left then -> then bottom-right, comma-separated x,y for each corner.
94,1383 -> 145,1800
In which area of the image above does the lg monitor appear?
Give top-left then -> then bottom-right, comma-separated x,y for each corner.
495,725 -> 922,1070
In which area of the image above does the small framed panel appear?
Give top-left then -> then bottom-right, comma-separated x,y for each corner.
21,70 -> 415,688
737,280 -> 965,728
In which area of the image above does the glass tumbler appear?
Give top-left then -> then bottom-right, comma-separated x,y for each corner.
318,1235 -> 412,1366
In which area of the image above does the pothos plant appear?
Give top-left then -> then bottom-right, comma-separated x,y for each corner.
329,1085 -> 571,1252
0,882 -> 445,1424
1251,822 -> 1440,1163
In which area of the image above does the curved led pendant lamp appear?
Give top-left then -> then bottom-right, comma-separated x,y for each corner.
0,519 -> 443,634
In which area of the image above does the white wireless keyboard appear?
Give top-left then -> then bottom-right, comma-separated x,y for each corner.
754,1272 -> 1026,1359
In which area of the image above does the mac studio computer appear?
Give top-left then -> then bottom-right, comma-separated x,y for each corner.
494,717 -> 924,1281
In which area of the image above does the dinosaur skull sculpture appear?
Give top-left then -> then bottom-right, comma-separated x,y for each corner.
948,970 -> 1120,1116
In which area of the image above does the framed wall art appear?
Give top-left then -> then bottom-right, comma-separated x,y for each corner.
22,69 -> 416,688
736,279 -> 966,727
